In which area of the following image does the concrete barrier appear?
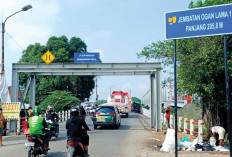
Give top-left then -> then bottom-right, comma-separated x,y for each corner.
141,108 -> 151,118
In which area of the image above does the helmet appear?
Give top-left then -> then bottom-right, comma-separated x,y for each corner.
49,106 -> 54,111
34,106 -> 41,116
75,105 -> 80,110
167,105 -> 171,108
41,108 -> 45,113
70,107 -> 79,117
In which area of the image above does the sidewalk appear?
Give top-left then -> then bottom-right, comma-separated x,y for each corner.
136,113 -> 229,157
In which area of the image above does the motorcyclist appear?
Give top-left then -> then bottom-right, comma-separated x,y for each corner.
46,106 -> 59,134
28,106 -> 50,151
79,106 -> 86,121
66,107 -> 92,157
40,108 -> 46,118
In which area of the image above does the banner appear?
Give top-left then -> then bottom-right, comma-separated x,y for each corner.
0,75 -> 11,103
2,102 -> 20,120
74,52 -> 100,63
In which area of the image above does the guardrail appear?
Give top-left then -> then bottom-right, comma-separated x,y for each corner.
162,113 -> 204,141
58,110 -> 70,122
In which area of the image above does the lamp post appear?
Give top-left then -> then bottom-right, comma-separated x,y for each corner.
2,4 -> 32,75
110,86 -> 114,95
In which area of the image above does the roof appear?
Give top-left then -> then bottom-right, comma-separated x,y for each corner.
8,86 -> 23,99
98,105 -> 115,108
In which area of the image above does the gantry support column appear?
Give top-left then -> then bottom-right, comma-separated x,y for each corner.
30,75 -> 36,109
11,69 -> 19,102
150,74 -> 156,128
10,69 -> 19,132
155,69 -> 162,132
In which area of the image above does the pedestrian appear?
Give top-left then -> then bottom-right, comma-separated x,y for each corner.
211,126 -> 225,146
80,106 -> 86,121
0,108 -> 5,146
164,105 -> 171,128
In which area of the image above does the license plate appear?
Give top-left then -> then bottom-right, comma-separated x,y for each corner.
25,142 -> 35,147
100,116 -> 109,118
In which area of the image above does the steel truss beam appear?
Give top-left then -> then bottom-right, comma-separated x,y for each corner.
12,62 -> 162,131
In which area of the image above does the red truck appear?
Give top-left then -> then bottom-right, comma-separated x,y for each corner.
108,91 -> 131,118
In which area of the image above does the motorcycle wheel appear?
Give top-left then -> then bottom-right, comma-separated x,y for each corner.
66,146 -> 75,157
28,150 -> 38,157
28,150 -> 32,157
55,133 -> 59,138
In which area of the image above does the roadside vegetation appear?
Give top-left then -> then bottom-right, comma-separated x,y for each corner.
94,100 -> 107,106
19,36 -> 95,105
39,90 -> 81,112
138,0 -> 232,137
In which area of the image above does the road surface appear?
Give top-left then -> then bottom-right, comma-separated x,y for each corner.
1,113 -> 228,157
1,113 -> 155,157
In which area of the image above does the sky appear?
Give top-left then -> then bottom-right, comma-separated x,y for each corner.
0,0 -> 191,101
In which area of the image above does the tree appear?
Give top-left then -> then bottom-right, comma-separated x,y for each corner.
137,0 -> 232,136
19,36 -> 95,104
131,97 -> 141,105
94,100 -> 107,106
39,90 -> 81,112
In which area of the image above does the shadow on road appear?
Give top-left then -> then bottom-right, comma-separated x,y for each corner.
46,151 -> 66,157
97,126 -> 117,130
96,124 -> 144,131
124,114 -> 139,119
50,136 -> 67,142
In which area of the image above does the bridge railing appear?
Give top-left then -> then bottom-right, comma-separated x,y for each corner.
162,113 -> 204,141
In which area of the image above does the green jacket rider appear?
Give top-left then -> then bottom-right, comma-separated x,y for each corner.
28,106 -> 48,135
28,106 -> 50,151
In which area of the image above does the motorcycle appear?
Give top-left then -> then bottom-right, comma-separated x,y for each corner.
66,130 -> 89,157
89,108 -> 96,117
25,134 -> 48,157
46,120 -> 59,139
66,139 -> 85,157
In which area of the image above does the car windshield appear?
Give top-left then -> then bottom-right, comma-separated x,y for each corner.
97,107 -> 114,113
87,104 -> 91,107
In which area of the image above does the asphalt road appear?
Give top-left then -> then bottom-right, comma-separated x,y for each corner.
0,112 -> 155,157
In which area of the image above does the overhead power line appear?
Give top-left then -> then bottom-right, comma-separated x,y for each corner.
5,31 -> 25,51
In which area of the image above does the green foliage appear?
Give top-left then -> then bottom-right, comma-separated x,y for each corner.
141,104 -> 150,110
19,36 -> 95,104
131,97 -> 141,104
94,100 -> 107,105
40,90 -> 81,112
138,0 -> 232,136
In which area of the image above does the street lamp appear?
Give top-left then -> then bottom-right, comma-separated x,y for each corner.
1,4 -> 32,75
110,86 -> 115,95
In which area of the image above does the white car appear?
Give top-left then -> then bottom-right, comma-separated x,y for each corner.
84,104 -> 92,111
